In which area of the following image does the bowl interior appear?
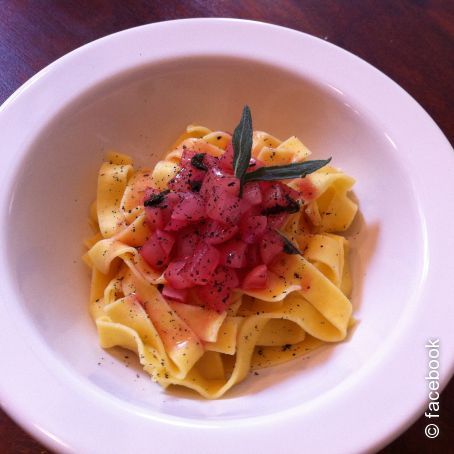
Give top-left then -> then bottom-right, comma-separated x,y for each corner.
6,56 -> 425,419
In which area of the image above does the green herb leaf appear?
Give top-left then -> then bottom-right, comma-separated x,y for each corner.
261,195 -> 300,216
189,180 -> 202,192
244,158 -> 332,183
143,190 -> 170,207
191,153 -> 208,171
232,105 -> 253,186
275,230 -> 302,255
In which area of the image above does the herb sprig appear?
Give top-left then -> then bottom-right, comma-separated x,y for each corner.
144,190 -> 170,207
261,195 -> 300,216
231,105 -> 331,192
245,158 -> 331,183
232,105 -> 253,190
191,153 -> 208,171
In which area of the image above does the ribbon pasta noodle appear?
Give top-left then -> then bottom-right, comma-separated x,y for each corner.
84,121 -> 358,399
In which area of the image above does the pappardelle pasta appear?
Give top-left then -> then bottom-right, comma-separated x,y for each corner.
84,107 -> 357,399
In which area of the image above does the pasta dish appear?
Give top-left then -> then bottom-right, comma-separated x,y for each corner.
84,106 -> 358,398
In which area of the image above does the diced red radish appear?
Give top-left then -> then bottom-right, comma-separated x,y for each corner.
246,243 -> 261,268
243,182 -> 262,205
189,242 -> 220,285
140,235 -> 167,269
212,265 -> 240,289
180,149 -> 197,167
203,154 -> 219,169
219,239 -> 248,268
206,191 -> 241,225
261,183 -> 288,210
201,220 -> 238,245
175,150 -> 206,184
260,229 -> 284,264
181,149 -> 218,173
239,198 -> 252,214
171,192 -> 205,222
167,168 -> 191,192
162,285 -> 188,303
246,158 -> 264,173
195,266 -> 239,312
242,264 -> 268,290
166,191 -> 182,206
145,206 -> 165,230
175,228 -> 200,258
267,213 -> 288,229
218,142 -> 234,172
155,229 -> 175,255
260,183 -> 300,217
200,169 -> 249,219
194,266 -> 239,312
200,170 -> 242,225
297,177 -> 318,202
217,175 -> 240,196
199,168 -> 214,200
143,187 -> 159,201
242,204 -> 262,217
199,167 -> 215,196
258,181 -> 274,193
144,190 -> 180,230
164,217 -> 189,231
194,284 -> 231,312
164,260 -> 194,289
240,215 -> 267,244
143,189 -> 167,230
168,167 -> 205,192
200,168 -> 240,198
285,184 -> 301,201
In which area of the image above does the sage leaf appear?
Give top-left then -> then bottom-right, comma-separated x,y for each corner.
244,158 -> 331,183
191,153 -> 208,171
144,190 -> 170,207
232,105 -> 253,185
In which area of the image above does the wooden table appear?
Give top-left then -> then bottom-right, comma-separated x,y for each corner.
0,1 -> 452,452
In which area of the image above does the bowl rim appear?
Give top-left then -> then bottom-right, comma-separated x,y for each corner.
0,17 -> 453,454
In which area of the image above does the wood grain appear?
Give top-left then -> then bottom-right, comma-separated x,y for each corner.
0,1 -> 453,452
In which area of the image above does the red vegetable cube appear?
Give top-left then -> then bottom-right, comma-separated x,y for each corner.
162,285 -> 188,303
200,219 -> 238,245
219,239 -> 248,268
260,229 -> 284,264
242,264 -> 268,290
189,242 -> 221,285
164,260 -> 194,289
240,215 -> 267,244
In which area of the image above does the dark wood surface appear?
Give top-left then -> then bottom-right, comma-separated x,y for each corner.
0,1 -> 453,453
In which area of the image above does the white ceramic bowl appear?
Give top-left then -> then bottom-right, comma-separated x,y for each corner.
0,19 -> 453,453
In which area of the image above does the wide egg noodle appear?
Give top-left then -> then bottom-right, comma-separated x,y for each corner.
113,212 -> 150,247
120,167 -> 153,224
299,233 -> 346,288
151,161 -> 180,191
160,316 -> 270,398
165,137 -> 226,163
252,130 -> 281,157
257,135 -> 312,165
85,128 -> 357,398
97,156 -> 134,238
168,301 -> 227,343
297,167 -> 358,232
